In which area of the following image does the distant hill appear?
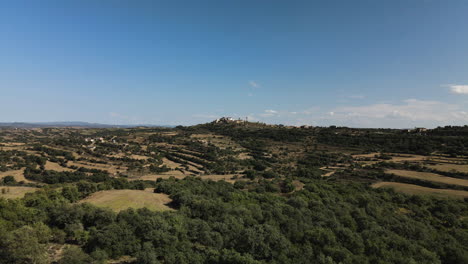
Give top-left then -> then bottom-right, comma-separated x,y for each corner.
0,121 -> 173,128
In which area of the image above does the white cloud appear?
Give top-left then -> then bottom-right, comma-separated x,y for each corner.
248,99 -> 468,128
325,99 -> 468,128
249,81 -> 260,88
449,85 -> 468,94
261,109 -> 278,117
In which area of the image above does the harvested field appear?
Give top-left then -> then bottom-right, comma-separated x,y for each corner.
322,171 -> 335,177
0,145 -> 29,151
320,166 -> 342,177
371,182 -> 468,199
353,153 -> 429,162
43,145 -> 80,159
0,168 -> 34,183
200,174 -> 239,183
0,186 -> 38,199
426,164 -> 468,173
79,188 -> 173,212
45,161 -> 74,172
0,142 -> 26,146
389,154 -> 428,162
162,157 -> 182,169
352,152 -> 381,158
130,154 -> 149,160
386,169 -> 468,187
109,153 -> 150,160
237,152 -> 251,160
68,161 -> 125,174
160,131 -> 179,136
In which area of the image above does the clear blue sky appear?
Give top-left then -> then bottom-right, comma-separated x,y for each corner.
1,0 -> 468,128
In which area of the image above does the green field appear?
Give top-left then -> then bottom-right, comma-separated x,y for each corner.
79,188 -> 173,212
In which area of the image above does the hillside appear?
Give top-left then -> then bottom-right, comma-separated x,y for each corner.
0,122 -> 467,263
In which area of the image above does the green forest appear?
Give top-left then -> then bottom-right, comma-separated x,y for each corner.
1,176 -> 467,264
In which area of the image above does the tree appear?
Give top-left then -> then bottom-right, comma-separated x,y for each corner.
136,242 -> 159,264
0,226 -> 48,264
62,185 -> 81,202
59,246 -> 92,264
2,175 -> 16,185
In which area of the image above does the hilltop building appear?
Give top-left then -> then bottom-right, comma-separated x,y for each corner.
213,117 -> 246,124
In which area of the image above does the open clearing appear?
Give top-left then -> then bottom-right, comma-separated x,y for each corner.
200,174 -> 239,183
0,186 -> 38,199
161,157 -> 182,169
45,161 -> 74,172
79,188 -> 173,212
68,161 -> 125,174
372,182 -> 468,199
386,169 -> 468,187
0,168 -> 35,183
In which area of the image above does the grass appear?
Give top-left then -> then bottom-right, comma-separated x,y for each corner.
45,161 -> 74,172
162,157 -> 182,169
200,174 -> 239,183
0,186 -> 38,199
0,168 -> 34,183
386,169 -> 468,187
371,182 -> 468,199
68,160 -> 126,174
426,164 -> 468,173
79,188 -> 174,212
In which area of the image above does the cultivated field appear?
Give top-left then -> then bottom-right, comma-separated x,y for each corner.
45,161 -> 74,172
68,161 -> 126,174
386,169 -> 468,187
371,182 -> 468,199
79,188 -> 173,212
0,186 -> 38,199
200,174 -> 239,183
0,168 -> 34,183
426,164 -> 468,173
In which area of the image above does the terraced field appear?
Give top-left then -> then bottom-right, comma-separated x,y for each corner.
372,182 -> 468,199
426,163 -> 468,173
386,169 -> 468,187
45,161 -> 74,172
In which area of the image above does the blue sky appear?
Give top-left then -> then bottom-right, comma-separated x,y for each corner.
1,0 -> 468,128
